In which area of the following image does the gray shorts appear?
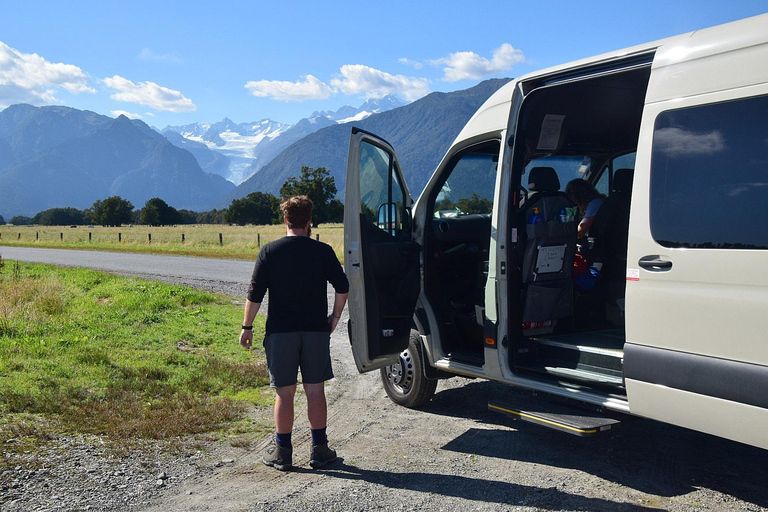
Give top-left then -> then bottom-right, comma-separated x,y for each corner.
263,331 -> 334,388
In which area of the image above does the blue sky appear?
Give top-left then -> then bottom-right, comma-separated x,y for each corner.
1,1 -> 766,128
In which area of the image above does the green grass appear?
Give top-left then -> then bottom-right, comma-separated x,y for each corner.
0,223 -> 345,262
0,260 -> 270,449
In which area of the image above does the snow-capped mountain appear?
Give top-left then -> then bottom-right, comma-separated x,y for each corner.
163,118 -> 289,184
161,95 -> 407,185
315,95 -> 407,123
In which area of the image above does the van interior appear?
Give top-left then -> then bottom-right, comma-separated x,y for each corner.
422,60 -> 654,397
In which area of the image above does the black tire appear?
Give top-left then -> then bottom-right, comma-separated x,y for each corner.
380,330 -> 438,408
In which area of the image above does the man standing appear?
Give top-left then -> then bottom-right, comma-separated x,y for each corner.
240,195 -> 348,471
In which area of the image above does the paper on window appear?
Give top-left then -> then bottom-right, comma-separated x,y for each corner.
537,114 -> 566,151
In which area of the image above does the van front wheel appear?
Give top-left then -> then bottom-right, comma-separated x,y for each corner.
380,331 -> 437,408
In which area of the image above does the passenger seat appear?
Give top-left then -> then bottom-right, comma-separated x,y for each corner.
591,168 -> 634,325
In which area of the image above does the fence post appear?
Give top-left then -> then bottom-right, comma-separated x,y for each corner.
89,232 -> 92,242
219,233 -> 223,246
119,233 -> 122,243
148,233 -> 152,244
36,232 -> 39,241
182,233 -> 185,244
316,234 -> 320,241
18,233 -> 20,240
257,233 -> 261,247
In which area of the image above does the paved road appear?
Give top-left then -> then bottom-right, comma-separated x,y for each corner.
0,246 -> 255,297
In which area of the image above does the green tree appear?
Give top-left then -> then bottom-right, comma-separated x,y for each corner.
90,196 -> 134,227
0,215 -> 5,225
140,198 -> 181,225
140,203 -> 161,225
34,207 -> 87,226
279,166 -> 338,227
196,209 -> 227,224
9,216 -> 33,225
327,199 -> 344,223
225,192 -> 280,226
177,209 -> 198,224
456,193 -> 493,215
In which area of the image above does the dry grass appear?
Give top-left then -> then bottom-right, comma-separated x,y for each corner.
0,223 -> 345,262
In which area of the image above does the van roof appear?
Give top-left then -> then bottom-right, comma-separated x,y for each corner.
455,13 -> 768,143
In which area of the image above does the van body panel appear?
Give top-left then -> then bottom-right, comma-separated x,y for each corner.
453,81 -> 516,144
626,379 -> 768,451
625,51 -> 768,444
648,19 -> 768,103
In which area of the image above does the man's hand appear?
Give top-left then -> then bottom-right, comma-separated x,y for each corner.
240,329 -> 254,349
327,314 -> 340,334
240,299 -> 261,349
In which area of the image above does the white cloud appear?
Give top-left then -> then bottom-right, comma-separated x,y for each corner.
654,127 -> 726,157
433,43 -> 525,82
330,65 -> 430,101
728,183 -> 768,198
138,48 -> 183,65
0,41 -> 95,107
111,109 -> 142,119
103,75 -> 196,112
244,75 -> 333,101
398,57 -> 423,70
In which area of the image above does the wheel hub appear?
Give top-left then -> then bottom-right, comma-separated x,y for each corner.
384,348 -> 414,394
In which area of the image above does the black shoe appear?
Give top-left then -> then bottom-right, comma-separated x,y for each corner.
309,443 -> 337,469
263,441 -> 292,471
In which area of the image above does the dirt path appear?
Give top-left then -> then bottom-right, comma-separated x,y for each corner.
145,313 -> 768,512
3,247 -> 768,511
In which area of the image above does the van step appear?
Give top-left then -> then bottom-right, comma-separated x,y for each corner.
488,397 -> 621,437
534,338 -> 623,370
534,365 -> 624,387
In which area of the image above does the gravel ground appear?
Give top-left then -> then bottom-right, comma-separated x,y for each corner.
2,247 -> 768,512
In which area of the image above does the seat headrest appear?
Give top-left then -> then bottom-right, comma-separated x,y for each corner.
613,168 -> 634,193
528,167 -> 560,192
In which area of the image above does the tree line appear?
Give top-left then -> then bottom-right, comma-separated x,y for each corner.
0,166 -> 343,227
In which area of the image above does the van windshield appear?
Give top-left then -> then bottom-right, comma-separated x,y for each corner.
524,156 -> 591,195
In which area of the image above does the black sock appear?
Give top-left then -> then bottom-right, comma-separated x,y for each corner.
311,427 -> 327,446
276,432 -> 292,448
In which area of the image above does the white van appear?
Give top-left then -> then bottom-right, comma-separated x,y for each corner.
343,13 -> 768,449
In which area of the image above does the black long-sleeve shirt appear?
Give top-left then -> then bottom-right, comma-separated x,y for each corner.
247,235 -> 349,334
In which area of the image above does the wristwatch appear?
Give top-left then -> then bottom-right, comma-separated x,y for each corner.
241,325 -> 253,330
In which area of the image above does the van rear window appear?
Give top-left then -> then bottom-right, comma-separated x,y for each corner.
650,94 -> 768,250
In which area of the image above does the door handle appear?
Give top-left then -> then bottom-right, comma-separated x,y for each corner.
638,257 -> 672,271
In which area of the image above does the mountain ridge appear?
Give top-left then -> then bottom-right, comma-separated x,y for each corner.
0,107 -> 234,217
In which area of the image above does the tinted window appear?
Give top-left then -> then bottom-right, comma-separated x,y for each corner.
650,95 -> 768,249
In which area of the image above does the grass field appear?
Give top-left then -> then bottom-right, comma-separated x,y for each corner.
0,223 -> 345,262
0,260 -> 271,454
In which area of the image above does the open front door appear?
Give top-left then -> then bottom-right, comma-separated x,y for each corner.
344,128 -> 421,373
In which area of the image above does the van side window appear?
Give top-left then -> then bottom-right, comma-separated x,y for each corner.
359,141 -> 406,235
433,141 -> 499,217
650,94 -> 768,249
